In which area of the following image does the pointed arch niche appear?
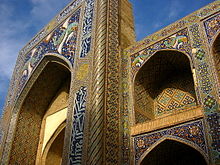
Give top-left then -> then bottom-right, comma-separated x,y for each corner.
139,139 -> 207,165
133,50 -> 198,124
212,32 -> 220,86
8,59 -> 71,165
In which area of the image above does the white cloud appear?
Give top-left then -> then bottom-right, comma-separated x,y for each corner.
168,0 -> 182,19
30,0 -> 71,23
0,1 -> 34,115
153,22 -> 163,29
0,4 -> 29,79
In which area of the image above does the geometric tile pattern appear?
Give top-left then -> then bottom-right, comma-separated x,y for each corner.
9,101 -> 43,164
206,113 -> 220,153
195,48 -> 205,60
155,88 -> 196,116
203,95 -> 217,110
198,63 -> 212,94
105,0 -> 121,164
69,87 -> 87,165
134,120 -> 208,164
190,22 -> 220,164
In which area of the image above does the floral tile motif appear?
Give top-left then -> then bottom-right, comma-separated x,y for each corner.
204,13 -> 220,43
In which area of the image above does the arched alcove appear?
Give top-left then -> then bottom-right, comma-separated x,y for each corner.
212,33 -> 220,85
134,50 -> 197,123
140,139 -> 207,165
9,61 -> 71,165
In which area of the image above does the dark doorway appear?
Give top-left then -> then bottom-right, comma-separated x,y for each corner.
141,139 -> 207,165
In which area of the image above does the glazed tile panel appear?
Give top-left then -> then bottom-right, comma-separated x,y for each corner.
134,120 -> 208,164
79,0 -> 95,58
16,9 -> 80,101
69,87 -> 87,164
19,0 -> 83,56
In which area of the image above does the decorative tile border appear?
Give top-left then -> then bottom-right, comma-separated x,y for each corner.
120,51 -> 132,164
134,120 -> 208,164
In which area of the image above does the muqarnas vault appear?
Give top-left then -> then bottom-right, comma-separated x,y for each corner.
0,0 -> 220,165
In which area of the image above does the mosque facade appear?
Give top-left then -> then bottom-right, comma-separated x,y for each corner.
0,0 -> 220,164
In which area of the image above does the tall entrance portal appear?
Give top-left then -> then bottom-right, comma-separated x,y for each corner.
9,61 -> 70,164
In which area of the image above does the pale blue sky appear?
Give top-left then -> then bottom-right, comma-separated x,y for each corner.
0,0 -> 215,116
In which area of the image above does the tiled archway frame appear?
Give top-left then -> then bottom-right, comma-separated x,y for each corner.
189,21 -> 220,164
133,119 -> 208,165
0,4 -> 83,161
130,28 -> 200,120
204,13 -> 220,97
130,25 -> 219,164
202,14 -> 220,164
10,8 -> 82,108
1,55 -> 72,164
131,28 -> 193,77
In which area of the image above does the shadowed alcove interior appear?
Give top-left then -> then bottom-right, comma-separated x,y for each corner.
9,61 -> 71,165
212,32 -> 220,85
134,50 -> 197,124
140,139 -> 207,165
